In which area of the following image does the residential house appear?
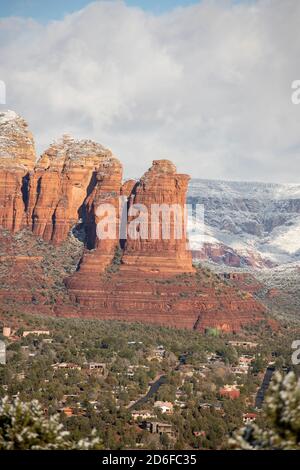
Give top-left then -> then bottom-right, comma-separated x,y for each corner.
175,400 -> 187,409
232,366 -> 249,375
198,402 -> 223,413
154,401 -> 174,414
243,413 -> 258,424
85,362 -> 107,376
193,431 -> 206,438
131,410 -> 157,421
2,327 -> 11,337
23,330 -> 50,337
52,362 -> 82,371
228,341 -> 258,349
147,345 -> 166,362
145,421 -> 175,437
219,384 -> 240,399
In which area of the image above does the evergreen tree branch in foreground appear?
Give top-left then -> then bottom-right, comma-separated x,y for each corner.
230,372 -> 300,450
0,396 -> 103,450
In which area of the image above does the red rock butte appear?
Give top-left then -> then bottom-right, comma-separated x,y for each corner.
0,110 -> 268,332
121,159 -> 195,274
27,135 -> 117,245
0,111 -> 35,232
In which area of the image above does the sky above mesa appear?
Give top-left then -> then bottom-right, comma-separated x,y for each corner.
0,1 -> 233,19
0,0 -> 299,183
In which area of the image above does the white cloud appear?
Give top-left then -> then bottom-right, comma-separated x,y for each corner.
0,0 -> 300,182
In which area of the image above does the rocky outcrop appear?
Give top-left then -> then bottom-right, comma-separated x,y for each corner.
70,157 -> 123,277
188,179 -> 300,267
63,268 -> 267,333
67,160 -> 195,304
192,243 -> 276,268
121,160 -> 195,274
220,272 -> 264,295
192,244 -> 243,267
66,161 -> 267,333
27,135 -> 118,244
0,111 -> 36,231
0,112 -> 123,245
0,111 -> 270,333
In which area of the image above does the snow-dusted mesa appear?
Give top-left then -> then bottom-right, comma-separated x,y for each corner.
0,109 -> 36,169
47,134 -> 111,162
0,110 -> 36,232
0,109 -> 19,125
188,179 -> 300,269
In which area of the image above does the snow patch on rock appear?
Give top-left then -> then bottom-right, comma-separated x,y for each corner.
188,179 -> 300,268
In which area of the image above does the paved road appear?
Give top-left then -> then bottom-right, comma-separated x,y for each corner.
255,366 -> 275,409
128,358 -> 186,411
129,375 -> 167,410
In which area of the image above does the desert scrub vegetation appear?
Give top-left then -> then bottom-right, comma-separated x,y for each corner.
106,246 -> 123,274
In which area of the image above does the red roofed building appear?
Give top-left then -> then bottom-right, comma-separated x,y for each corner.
243,413 -> 258,424
219,384 -> 240,399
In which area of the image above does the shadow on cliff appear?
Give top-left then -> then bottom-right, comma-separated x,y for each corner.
73,171 -> 98,248
21,173 -> 30,212
120,180 -> 138,250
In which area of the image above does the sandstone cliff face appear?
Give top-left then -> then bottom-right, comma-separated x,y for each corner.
67,159 -> 195,303
70,157 -> 123,278
121,160 -> 195,274
27,135 -> 118,244
64,268 -> 267,333
192,243 -> 275,269
0,111 -> 36,231
67,160 -> 194,301
66,161 -> 267,333
0,111 -> 269,333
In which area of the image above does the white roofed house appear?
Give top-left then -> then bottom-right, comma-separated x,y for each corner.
131,410 -> 157,421
23,330 -> 50,337
84,362 -> 107,377
154,401 -> 174,414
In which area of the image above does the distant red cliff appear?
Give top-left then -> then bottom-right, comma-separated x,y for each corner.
0,110 -> 269,333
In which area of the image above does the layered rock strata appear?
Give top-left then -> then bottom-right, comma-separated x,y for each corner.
0,111 -> 269,333
0,111 -> 35,231
70,157 -> 123,277
27,135 -> 118,244
121,160 -> 195,274
66,160 -> 267,332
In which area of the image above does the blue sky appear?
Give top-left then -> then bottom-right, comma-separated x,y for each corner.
0,1 -> 251,20
0,0 -> 203,20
